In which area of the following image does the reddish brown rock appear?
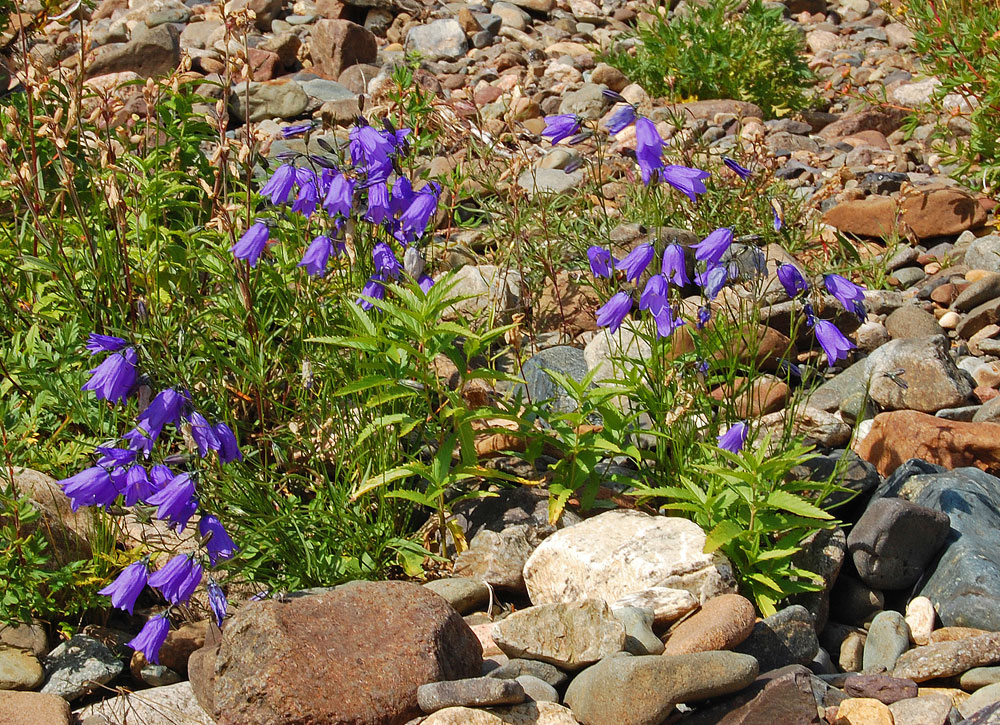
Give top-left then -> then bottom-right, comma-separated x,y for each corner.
310,20 -> 377,80
213,582 -> 483,725
245,48 -> 283,81
893,632 -> 1000,682
663,594 -> 757,655
0,691 -> 71,725
901,189 -> 988,240
822,196 -> 899,239
818,108 -> 908,140
843,130 -> 891,149
534,271 -> 599,337
188,643 -> 219,715
856,410 -> 1000,477
679,99 -> 764,120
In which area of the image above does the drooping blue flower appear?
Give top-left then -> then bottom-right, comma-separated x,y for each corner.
813,319 -> 855,366
299,235 -> 335,277
290,169 -> 319,218
123,426 -> 155,457
824,274 -> 867,322
259,164 -> 297,205
696,305 -> 711,329
604,104 -> 637,134
357,276 -> 386,311
231,221 -> 270,267
281,121 -> 315,138
213,423 -> 242,464
693,228 -> 733,266
587,246 -> 615,278
149,464 -> 174,489
148,554 -> 202,605
777,264 -> 809,298
128,614 -> 171,665
662,165 -> 711,203
86,333 -> 128,355
96,446 -> 137,469
98,560 -> 148,614
661,245 -> 689,287
199,515 -> 238,566
596,291 -> 633,333
350,123 -> 395,180
718,422 -> 749,453
364,181 -> 391,225
82,347 -> 137,405
618,242 -> 655,283
134,388 -> 187,443
639,274 -> 669,311
771,199 -> 784,232
187,411 -> 220,458
542,114 -> 582,145
323,173 -> 355,219
398,183 -> 440,243
648,296 -> 685,338
418,275 -> 435,293
373,242 -> 401,280
722,157 -> 752,179
59,466 -> 119,511
146,472 -> 197,531
207,578 -> 228,628
700,265 -> 728,301
634,117 -> 666,185
123,465 -> 156,507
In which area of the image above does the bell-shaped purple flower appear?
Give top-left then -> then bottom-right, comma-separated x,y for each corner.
357,276 -> 386,311
646,295 -> 685,338
771,199 -> 784,232
149,464 -> 174,489
694,228 -> 733,266
213,423 -> 242,464
280,121 -> 314,138
231,221 -> 270,267
604,104 -> 637,135
187,411 -> 220,458
634,117 -> 666,186
323,173 -> 355,219
96,446 -> 137,468
398,183 -> 440,243
86,333 -> 128,355
824,274 -> 867,321
541,114 -> 582,145
123,465 -> 156,506
59,467 -> 119,511
365,181 -> 391,225
813,319 -> 855,366
82,348 -> 137,404
146,472 -> 197,531
128,614 -> 171,665
596,291 -> 633,333
696,305 -> 711,329
661,245 -> 689,287
350,123 -> 394,170
618,242 -> 654,283
148,554 -> 202,605
259,164 -> 297,205
98,560 -> 148,614
701,265 -> 728,301
777,264 -> 809,298
587,246 -> 615,278
717,421 -> 749,453
662,165 -> 710,203
200,515 -> 238,566
722,157 -> 752,179
134,388 -> 187,444
299,235 -> 334,277
639,274 -> 669,311
290,170 -> 319,218
418,275 -> 435,293
373,242 -> 401,280
208,578 -> 228,628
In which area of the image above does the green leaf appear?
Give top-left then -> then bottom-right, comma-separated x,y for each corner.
765,490 -> 833,520
704,520 -> 744,552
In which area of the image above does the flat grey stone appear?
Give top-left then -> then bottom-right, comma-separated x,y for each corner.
41,635 -> 123,701
417,676 -> 525,713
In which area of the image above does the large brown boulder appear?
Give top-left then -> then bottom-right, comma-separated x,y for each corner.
310,20 -> 377,81
213,582 -> 483,725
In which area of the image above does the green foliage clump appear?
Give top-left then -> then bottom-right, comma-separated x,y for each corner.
901,0 -> 1000,189
601,0 -> 815,118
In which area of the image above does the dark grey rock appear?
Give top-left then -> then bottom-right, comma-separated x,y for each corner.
863,172 -> 909,196
416,676 -> 525,713
675,665 -> 825,725
41,635 -> 124,701
862,611 -> 910,673
487,658 -> 569,688
734,605 -> 819,672
964,235 -> 1000,273
518,346 -> 591,416
790,448 -> 880,512
423,578 -> 491,615
789,527 -> 847,632
957,298 -> 1000,339
557,83 -> 609,119
612,607 -> 663,656
890,266 -> 927,288
864,334 -> 974,413
807,359 -> 870,413
953,273 -> 1000,312
453,524 -> 538,592
405,19 -> 468,62
829,575 -> 884,627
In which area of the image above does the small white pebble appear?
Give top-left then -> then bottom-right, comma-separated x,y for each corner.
939,310 -> 961,329
905,596 -> 936,645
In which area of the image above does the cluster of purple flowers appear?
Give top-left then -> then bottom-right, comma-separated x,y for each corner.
588,227 -> 735,338
232,119 -> 438,308
776,266 -> 866,367
63,332 -> 241,663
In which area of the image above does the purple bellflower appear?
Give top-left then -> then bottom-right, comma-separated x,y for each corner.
323,173 -> 355,219
694,228 -> 734,267
365,181 -> 391,225
231,221 -> 270,267
700,265 -> 729,301
649,297 -> 685,338
149,464 -> 174,489
398,183 -> 440,243
123,465 -> 156,507
718,421 -> 749,453
771,199 -> 784,232
662,165 -> 711,203
259,164 -> 297,206
596,291 -> 633,333
357,276 -> 386,311
661,245 -> 689,287
146,472 -> 197,531
281,121 -> 315,138
86,333 -> 128,355
213,423 -> 242,464
390,177 -> 415,217
634,117 -> 667,185
99,559 -> 148,614
639,274 -> 669,311
187,411 -> 220,458
207,578 -> 228,628
604,104 -> 637,135
128,614 -> 171,665
587,246 -> 615,278
618,242 -> 655,283
813,319 -> 855,366
541,114 -> 582,145
824,274 -> 867,321
373,242 -> 401,280
96,445 -> 137,469
59,466 -> 119,511
290,170 -> 319,218
132,388 -> 187,446
722,157 -> 752,179
418,275 -> 435,293
148,554 -> 203,605
82,347 -> 137,405
199,515 -> 238,566
777,264 -> 809,298
299,235 -> 335,277
696,305 -> 711,329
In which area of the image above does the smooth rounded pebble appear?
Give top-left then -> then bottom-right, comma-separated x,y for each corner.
662,593 -> 756,655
